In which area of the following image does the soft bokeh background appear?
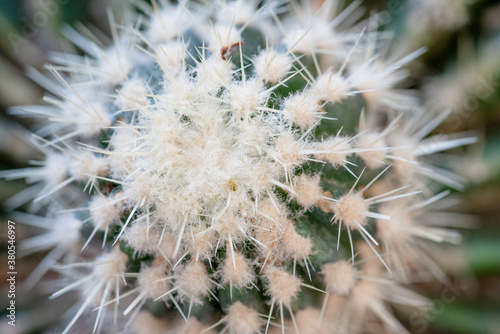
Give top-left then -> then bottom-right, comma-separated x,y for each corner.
0,0 -> 499,333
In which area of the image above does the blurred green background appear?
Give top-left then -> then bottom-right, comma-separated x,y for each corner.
0,0 -> 499,333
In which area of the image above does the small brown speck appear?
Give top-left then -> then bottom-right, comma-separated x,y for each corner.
221,41 -> 245,60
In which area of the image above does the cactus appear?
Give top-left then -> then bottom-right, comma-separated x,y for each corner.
1,1 -> 479,333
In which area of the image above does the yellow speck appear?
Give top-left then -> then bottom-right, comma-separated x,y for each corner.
227,178 -> 237,191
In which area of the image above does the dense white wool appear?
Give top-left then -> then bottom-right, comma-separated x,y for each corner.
132,312 -> 170,334
215,214 -> 249,243
124,221 -> 157,253
313,135 -> 352,167
255,229 -> 283,263
272,132 -> 308,168
282,92 -> 322,130
253,49 -> 292,84
321,261 -> 357,296
196,55 -> 235,93
225,302 -> 262,334
254,202 -> 289,261
355,132 -> 388,169
264,266 -> 301,306
162,70 -> 196,107
155,230 -> 179,260
292,174 -> 323,210
220,250 -> 254,288
184,227 -> 216,261
89,193 -> 123,231
229,80 -> 267,118
237,120 -> 270,152
110,37 -> 330,248
77,102 -> 112,137
92,247 -> 129,287
116,78 -> 150,110
145,104 -> 183,153
138,262 -> 171,300
313,71 -> 351,104
122,172 -> 162,206
256,198 -> 291,230
176,261 -> 212,304
331,191 -> 369,228
245,161 -> 275,194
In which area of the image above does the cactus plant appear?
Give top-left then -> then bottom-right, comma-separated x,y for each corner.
1,0 -> 480,333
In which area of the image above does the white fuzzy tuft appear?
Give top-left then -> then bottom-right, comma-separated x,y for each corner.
264,266 -> 301,306
321,261 -> 357,296
226,302 -> 262,334
176,261 -> 212,304
331,192 -> 369,228
254,49 -> 292,84
292,174 -> 324,210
